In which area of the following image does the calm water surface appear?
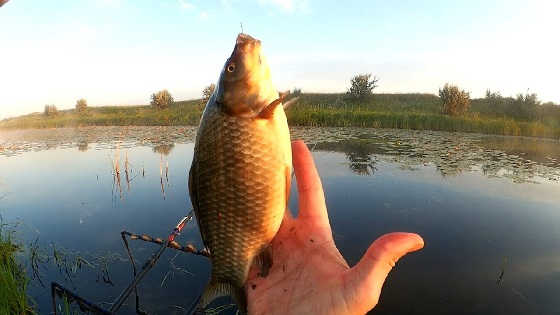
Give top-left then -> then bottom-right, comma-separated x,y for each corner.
1,126 -> 559,314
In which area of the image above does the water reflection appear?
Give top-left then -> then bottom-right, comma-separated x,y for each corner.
314,140 -> 379,176
77,140 -> 88,152
346,152 -> 377,176
297,128 -> 560,183
1,127 -> 560,314
152,143 -> 175,156
0,126 -> 196,156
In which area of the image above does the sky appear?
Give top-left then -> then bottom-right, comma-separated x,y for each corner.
1,0 -> 559,119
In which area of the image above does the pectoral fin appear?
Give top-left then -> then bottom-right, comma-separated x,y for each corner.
258,97 -> 284,118
254,245 -> 274,277
282,96 -> 299,110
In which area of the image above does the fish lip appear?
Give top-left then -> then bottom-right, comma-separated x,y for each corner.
229,33 -> 261,64
236,33 -> 261,45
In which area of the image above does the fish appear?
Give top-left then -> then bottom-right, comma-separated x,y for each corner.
188,33 -> 292,313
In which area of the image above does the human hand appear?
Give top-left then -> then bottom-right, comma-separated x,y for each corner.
246,140 -> 424,315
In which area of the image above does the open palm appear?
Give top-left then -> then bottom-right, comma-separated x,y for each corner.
246,141 -> 424,315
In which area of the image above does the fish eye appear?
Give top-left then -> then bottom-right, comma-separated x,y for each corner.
227,63 -> 236,73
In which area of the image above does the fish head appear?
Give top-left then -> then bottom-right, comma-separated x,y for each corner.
217,33 -> 279,118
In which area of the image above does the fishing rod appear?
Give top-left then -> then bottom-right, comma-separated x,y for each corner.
51,211 -> 202,314
109,213 -> 193,313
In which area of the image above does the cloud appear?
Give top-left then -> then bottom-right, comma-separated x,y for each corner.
257,0 -> 309,12
179,0 -> 195,10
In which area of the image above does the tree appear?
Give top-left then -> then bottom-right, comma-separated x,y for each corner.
76,98 -> 87,113
44,105 -> 58,116
347,73 -> 379,99
485,89 -> 502,100
150,89 -> 173,110
439,83 -> 470,116
509,92 -> 540,121
201,84 -> 215,104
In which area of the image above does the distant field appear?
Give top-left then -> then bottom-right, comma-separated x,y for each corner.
2,93 -> 559,139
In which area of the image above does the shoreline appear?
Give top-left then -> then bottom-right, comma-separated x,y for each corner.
2,94 -> 559,140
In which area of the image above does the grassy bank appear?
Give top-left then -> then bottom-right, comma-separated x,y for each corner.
0,224 -> 33,314
0,100 -> 203,129
286,93 -> 560,138
1,93 -> 559,139
287,108 -> 560,138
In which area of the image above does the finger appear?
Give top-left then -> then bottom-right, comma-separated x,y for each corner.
291,140 -> 329,228
343,232 -> 424,313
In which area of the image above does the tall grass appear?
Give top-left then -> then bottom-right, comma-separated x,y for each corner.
2,94 -> 559,139
0,222 -> 33,314
287,107 -> 560,138
286,93 -> 560,139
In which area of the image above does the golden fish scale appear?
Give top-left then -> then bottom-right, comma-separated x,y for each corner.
193,104 -> 287,287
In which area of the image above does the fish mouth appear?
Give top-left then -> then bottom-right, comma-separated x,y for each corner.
234,33 -> 261,54
236,33 -> 261,46
218,33 -> 275,118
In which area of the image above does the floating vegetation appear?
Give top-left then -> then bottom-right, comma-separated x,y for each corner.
292,127 -> 560,183
1,126 -> 559,183
0,126 -> 196,157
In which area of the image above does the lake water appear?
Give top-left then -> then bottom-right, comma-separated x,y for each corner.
1,126 -> 559,314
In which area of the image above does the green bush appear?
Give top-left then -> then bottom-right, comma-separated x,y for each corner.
439,83 -> 470,116
347,73 -> 379,99
75,98 -> 87,113
150,90 -> 174,110
201,84 -> 215,104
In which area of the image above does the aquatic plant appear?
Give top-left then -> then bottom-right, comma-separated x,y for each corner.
0,219 -> 34,314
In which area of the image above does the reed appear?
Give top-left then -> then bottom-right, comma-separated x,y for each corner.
2,94 -> 559,139
160,154 -> 166,200
0,220 -> 34,314
286,107 -> 560,139
125,151 -> 130,191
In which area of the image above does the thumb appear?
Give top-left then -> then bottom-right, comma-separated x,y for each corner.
342,232 -> 424,314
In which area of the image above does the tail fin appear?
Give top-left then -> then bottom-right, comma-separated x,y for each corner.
198,280 -> 247,314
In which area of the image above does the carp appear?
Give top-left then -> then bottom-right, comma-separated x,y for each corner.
188,33 -> 291,312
